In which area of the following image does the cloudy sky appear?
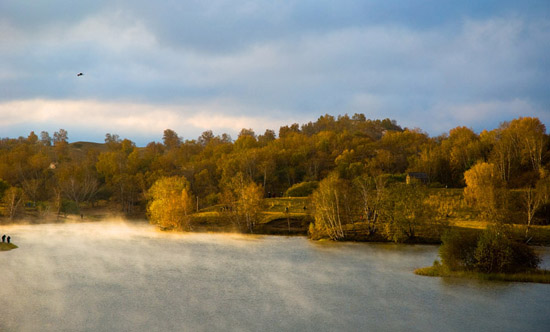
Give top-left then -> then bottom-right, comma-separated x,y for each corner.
1,0 -> 549,145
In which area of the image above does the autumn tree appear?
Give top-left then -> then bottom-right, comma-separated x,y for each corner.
147,176 -> 194,230
379,183 -> 441,243
489,117 -> 547,187
96,139 -> 140,213
53,129 -> 69,161
310,173 -> 357,240
353,175 -> 386,236
508,117 -> 546,173
463,162 -> 507,220
56,160 -> 99,213
198,130 -> 215,146
163,129 -> 181,150
2,186 -> 24,220
0,179 -> 9,199
221,172 -> 264,232
522,172 -> 550,239
40,131 -> 52,146
407,139 -> 451,186
104,133 -> 122,150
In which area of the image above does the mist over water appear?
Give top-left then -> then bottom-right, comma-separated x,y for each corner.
1,222 -> 549,332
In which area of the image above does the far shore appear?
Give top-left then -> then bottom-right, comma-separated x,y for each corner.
3,198 -> 550,246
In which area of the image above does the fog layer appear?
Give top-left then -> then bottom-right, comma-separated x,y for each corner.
1,222 -> 549,331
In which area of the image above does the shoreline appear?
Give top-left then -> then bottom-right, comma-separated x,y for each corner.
3,208 -> 550,247
414,264 -> 550,284
0,243 -> 17,251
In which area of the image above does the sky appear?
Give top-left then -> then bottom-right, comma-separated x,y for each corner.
1,0 -> 549,145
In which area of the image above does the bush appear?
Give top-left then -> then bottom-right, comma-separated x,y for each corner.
380,173 -> 406,184
428,182 -> 445,188
204,193 -> 219,207
439,230 -> 478,271
0,179 -> 9,200
474,226 -> 540,273
285,181 -> 319,197
439,226 -> 541,274
61,200 -> 80,214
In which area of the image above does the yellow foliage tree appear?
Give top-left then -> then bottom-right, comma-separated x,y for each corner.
147,176 -> 194,230
221,172 -> 264,232
464,162 -> 507,220
311,173 -> 356,240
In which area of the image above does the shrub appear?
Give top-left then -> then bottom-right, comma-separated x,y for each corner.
204,193 -> 219,207
439,230 -> 478,271
474,226 -> 540,273
380,173 -> 406,184
439,226 -> 541,273
285,181 -> 319,197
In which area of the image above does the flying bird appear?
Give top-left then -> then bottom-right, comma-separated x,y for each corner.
77,72 -> 84,76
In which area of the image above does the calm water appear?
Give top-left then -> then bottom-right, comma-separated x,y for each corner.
1,221 -> 549,332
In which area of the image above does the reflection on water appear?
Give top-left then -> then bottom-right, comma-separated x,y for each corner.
0,222 -> 549,332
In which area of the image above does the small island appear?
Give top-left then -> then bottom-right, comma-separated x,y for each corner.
0,242 -> 17,251
415,226 -> 550,284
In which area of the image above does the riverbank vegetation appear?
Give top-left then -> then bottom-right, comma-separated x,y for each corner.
415,263 -> 550,283
0,115 -> 549,245
414,225 -> 550,283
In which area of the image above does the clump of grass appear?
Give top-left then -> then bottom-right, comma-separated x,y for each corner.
0,243 -> 18,251
414,260 -> 446,277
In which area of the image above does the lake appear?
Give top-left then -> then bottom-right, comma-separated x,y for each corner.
1,221 -> 549,331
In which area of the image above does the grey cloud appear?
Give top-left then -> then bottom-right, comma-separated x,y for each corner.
1,1 -> 549,142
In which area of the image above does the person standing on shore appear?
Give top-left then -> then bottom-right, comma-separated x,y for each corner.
1,234 -> 5,243
7,236 -> 10,244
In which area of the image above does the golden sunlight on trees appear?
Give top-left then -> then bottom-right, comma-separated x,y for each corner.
2,186 -> 24,220
379,183 -> 441,243
353,175 -> 385,236
221,172 -> 264,232
311,173 -> 354,240
147,176 -> 194,231
56,159 -> 99,213
464,162 -> 507,220
490,117 -> 546,186
523,172 -> 550,239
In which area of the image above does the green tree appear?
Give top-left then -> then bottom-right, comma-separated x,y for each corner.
147,176 -> 194,230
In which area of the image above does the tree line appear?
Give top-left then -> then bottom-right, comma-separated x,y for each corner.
0,115 -> 549,236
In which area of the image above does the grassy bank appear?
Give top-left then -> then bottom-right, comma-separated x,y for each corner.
0,243 -> 17,251
189,197 -> 312,235
415,262 -> 550,284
